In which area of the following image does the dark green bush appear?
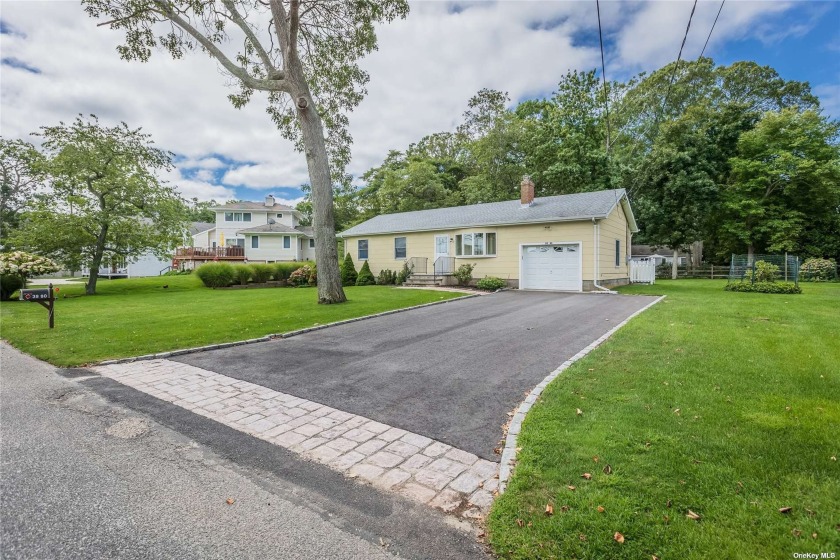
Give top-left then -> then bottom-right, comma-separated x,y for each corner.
0,274 -> 24,301
232,264 -> 251,285
341,253 -> 358,286
396,261 -> 413,284
453,263 -> 476,286
195,263 -> 235,288
356,261 -> 376,286
725,281 -> 801,294
250,263 -> 274,283
376,269 -> 397,285
476,276 -> 506,291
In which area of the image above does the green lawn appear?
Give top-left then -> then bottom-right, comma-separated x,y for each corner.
489,280 -> 839,560
0,275 -> 461,366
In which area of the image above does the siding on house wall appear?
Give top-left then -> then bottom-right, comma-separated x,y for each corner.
243,235 -> 301,262
342,203 -> 631,285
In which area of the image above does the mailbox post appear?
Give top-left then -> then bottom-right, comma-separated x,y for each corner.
19,283 -> 55,328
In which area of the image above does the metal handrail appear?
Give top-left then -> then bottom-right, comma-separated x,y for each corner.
432,256 -> 455,284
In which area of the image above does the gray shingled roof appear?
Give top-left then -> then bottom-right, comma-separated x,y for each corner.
189,222 -> 215,235
339,189 -> 634,237
211,201 -> 297,212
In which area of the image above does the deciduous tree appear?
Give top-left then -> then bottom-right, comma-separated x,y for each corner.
0,139 -> 45,250
83,0 -> 409,303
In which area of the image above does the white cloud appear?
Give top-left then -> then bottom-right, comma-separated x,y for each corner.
0,0 -> 812,201
814,83 -> 840,120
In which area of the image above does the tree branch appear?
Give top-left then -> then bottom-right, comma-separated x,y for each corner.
220,0 -> 278,75
154,0 -> 289,92
289,0 -> 300,53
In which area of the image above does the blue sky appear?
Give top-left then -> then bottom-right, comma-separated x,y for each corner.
1,1 -> 838,205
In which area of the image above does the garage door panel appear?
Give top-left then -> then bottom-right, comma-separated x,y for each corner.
521,243 -> 581,291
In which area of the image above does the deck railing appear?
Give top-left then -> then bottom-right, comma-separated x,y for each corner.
175,246 -> 245,259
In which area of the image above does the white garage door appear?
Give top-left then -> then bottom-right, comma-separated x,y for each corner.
521,243 -> 582,291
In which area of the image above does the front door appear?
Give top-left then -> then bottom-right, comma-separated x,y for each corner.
434,235 -> 451,274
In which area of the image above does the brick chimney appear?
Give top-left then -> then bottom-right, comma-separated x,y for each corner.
264,194 -> 275,207
520,175 -> 535,207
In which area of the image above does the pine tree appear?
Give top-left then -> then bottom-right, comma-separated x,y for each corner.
356,261 -> 376,286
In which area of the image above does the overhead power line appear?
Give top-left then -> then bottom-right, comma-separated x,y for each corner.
700,0 -> 726,59
596,0 -> 612,154
661,0 -> 699,118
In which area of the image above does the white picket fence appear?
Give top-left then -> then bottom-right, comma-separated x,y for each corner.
630,259 -> 656,284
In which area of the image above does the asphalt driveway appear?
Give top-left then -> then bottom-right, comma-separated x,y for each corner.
175,291 -> 657,461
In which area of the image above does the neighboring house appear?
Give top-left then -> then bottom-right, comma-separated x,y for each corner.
631,244 -> 690,266
175,195 -> 316,268
339,177 -> 639,291
83,252 -> 172,278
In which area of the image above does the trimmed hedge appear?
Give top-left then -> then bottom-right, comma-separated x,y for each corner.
476,276 -> 506,291
356,261 -> 376,286
725,281 -> 802,294
232,264 -> 252,285
195,263 -> 236,288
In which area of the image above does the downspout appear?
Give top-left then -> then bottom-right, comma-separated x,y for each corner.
592,219 -> 616,294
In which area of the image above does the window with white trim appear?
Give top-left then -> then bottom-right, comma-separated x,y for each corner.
309,238 -> 315,248
283,236 -> 291,249
358,239 -> 368,260
251,236 -> 259,249
224,212 -> 251,222
394,237 -> 406,259
455,232 -> 496,256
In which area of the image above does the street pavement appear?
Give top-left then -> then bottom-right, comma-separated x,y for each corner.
0,343 -> 489,560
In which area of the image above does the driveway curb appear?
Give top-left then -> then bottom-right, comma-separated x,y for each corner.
95,292 -> 484,366
497,294 -> 666,493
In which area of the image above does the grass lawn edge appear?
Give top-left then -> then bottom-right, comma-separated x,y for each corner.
497,294 -> 667,492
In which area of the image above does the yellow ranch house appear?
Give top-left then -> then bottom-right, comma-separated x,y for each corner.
338,176 -> 639,291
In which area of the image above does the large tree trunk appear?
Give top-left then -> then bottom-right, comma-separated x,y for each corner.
671,248 -> 679,280
291,92 -> 346,304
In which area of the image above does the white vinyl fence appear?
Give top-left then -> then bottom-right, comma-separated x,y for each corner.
630,258 -> 656,284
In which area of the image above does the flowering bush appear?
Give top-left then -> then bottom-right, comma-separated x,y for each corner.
800,258 -> 836,282
0,251 -> 59,282
289,265 -> 314,287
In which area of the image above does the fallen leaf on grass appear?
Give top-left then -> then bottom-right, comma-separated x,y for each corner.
791,529 -> 802,537
516,519 -> 524,527
779,507 -> 793,514
561,505 -> 570,512
567,485 -> 576,491
597,506 -> 605,513
576,408 -> 583,416
686,510 -> 701,521
666,500 -> 672,508
812,533 -> 818,539
545,504 -> 554,516
582,473 -> 592,480
578,534 -> 587,542
592,455 -> 599,463
226,498 -> 235,505
603,465 -> 613,475
614,532 -> 625,544
673,408 -> 681,415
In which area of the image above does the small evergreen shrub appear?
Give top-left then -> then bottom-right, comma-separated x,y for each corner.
356,261 -> 376,286
476,276 -> 506,291
0,274 -> 24,301
196,263 -> 235,288
340,253 -> 358,286
725,281 -> 801,294
250,263 -> 274,283
453,263 -> 476,286
396,261 -> 414,284
377,269 -> 397,285
232,264 -> 252,285
800,258 -> 836,281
